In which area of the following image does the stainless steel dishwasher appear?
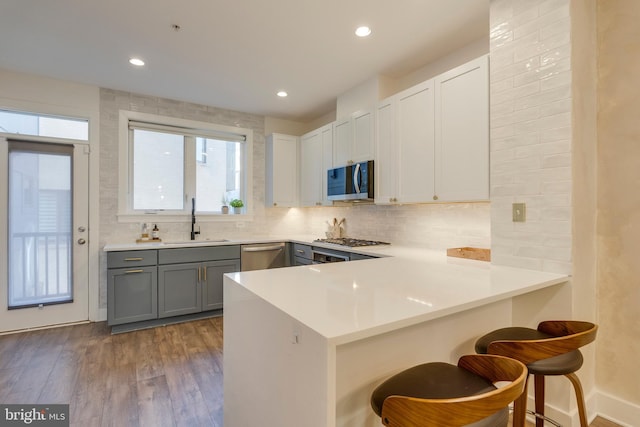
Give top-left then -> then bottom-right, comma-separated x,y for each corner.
240,243 -> 286,271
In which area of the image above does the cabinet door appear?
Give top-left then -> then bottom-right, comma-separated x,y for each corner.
300,130 -> 323,207
266,134 -> 298,207
375,98 -> 397,204
435,55 -> 489,201
396,80 -> 435,203
352,110 -> 374,163
333,118 -> 352,167
320,124 -> 334,205
107,266 -> 157,325
158,263 -> 201,318
202,259 -> 240,311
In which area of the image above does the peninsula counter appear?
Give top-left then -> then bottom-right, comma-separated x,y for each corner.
223,249 -> 569,427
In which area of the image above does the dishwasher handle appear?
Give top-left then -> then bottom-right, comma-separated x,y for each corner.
242,244 -> 284,252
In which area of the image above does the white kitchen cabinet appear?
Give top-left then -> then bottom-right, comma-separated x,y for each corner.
320,124 -> 333,205
374,98 -> 396,204
375,79 -> 435,204
333,109 -> 374,167
300,124 -> 333,207
333,117 -> 352,167
397,80 -> 436,203
266,133 -> 298,207
375,55 -> 488,205
434,55 -> 489,201
300,130 -> 322,207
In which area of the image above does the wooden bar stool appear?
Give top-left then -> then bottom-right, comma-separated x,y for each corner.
370,354 -> 527,427
474,320 -> 598,427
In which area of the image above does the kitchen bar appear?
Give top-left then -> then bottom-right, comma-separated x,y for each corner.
223,247 -> 569,427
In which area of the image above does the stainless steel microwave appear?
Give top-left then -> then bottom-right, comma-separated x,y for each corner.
327,160 -> 374,201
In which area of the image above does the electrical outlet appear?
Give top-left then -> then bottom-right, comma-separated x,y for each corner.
512,203 -> 526,222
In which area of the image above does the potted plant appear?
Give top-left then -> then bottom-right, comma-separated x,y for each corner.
230,199 -> 244,214
221,196 -> 229,214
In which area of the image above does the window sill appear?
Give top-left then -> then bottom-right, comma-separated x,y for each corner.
117,212 -> 254,223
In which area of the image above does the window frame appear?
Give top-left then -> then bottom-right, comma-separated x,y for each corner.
117,110 -> 253,223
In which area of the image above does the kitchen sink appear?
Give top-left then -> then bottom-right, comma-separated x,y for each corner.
165,239 -> 229,245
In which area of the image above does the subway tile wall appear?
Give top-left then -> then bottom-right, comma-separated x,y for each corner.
268,203 -> 490,249
489,0 -> 572,274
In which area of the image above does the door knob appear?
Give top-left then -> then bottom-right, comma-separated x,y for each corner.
78,226 -> 86,232
77,238 -> 86,245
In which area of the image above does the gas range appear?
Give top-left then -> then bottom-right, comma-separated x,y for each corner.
313,237 -> 390,248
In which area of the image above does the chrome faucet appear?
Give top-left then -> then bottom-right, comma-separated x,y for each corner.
191,197 -> 200,240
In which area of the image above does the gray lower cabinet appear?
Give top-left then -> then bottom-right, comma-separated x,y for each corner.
107,266 -> 158,325
157,258 -> 241,318
157,246 -> 241,318
350,253 -> 376,261
292,243 -> 313,266
107,245 -> 240,326
202,259 -> 241,311
158,262 -> 202,318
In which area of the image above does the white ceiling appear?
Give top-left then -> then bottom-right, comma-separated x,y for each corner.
0,0 -> 488,122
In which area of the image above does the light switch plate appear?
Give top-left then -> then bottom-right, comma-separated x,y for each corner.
512,203 -> 526,222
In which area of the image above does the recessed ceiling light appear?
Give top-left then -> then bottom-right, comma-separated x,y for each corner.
277,91 -> 288,98
355,26 -> 372,37
129,58 -> 145,66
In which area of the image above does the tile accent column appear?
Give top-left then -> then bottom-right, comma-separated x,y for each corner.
489,0 -> 572,273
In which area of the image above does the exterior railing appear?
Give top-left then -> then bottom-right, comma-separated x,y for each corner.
9,231 -> 72,307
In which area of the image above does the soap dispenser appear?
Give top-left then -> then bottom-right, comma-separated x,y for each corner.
152,224 -> 160,240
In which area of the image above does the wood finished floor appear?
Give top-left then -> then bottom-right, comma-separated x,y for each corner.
0,318 -> 223,426
0,318 -> 621,427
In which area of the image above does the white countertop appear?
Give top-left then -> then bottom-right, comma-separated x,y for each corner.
103,234 -> 392,255
225,246 -> 568,346
104,236 -> 568,345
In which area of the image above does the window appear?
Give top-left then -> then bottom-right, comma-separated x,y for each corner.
0,109 -> 89,141
132,129 -> 184,210
120,111 -> 253,218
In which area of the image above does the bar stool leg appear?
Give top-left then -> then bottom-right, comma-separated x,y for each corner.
513,376 -> 529,427
566,372 -> 589,427
534,375 -> 545,427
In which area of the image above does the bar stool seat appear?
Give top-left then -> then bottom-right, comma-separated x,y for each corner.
370,354 -> 527,427
475,327 -> 584,375
474,321 -> 597,427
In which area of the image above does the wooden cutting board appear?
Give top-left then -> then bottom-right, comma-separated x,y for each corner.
446,247 -> 491,262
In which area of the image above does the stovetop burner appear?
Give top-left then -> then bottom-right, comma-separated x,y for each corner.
314,237 -> 390,247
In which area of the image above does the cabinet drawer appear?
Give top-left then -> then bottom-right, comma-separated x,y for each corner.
158,245 -> 241,264
107,250 -> 157,268
293,256 -> 313,266
292,244 -> 312,260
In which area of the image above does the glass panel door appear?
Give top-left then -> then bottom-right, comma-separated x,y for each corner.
0,139 -> 89,332
8,143 -> 73,308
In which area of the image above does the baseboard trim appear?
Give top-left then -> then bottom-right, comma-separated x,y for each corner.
595,390 -> 639,427
97,307 -> 107,322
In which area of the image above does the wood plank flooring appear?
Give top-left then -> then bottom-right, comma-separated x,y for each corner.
0,318 -> 621,427
0,318 -> 223,427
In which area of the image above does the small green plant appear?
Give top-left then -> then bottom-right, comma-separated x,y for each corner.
230,199 -> 244,208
